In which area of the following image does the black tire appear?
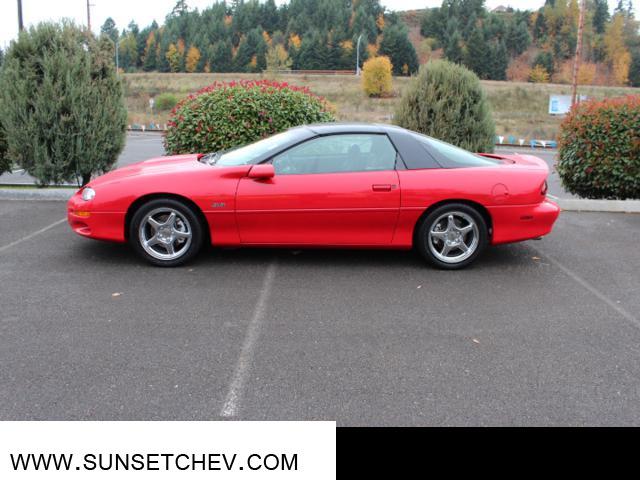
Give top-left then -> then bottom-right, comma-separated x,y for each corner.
416,203 -> 488,270
129,198 -> 204,267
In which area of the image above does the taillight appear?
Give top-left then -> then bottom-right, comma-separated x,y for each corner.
541,180 -> 548,196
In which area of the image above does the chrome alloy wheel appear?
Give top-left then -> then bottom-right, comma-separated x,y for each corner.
138,207 -> 193,261
428,211 -> 479,264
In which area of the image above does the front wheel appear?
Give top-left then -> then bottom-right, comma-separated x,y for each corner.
130,199 -> 204,267
417,204 -> 488,270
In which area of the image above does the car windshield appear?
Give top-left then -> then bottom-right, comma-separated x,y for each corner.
417,134 -> 500,168
213,130 -> 303,166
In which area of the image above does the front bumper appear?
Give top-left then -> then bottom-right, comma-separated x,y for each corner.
67,194 -> 126,242
488,199 -> 560,245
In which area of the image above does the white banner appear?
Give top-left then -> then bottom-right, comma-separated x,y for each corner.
0,422 -> 336,479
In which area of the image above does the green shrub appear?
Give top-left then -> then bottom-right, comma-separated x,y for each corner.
0,22 -> 127,186
0,122 -> 9,175
155,92 -> 178,112
164,80 -> 335,154
362,56 -> 393,97
558,95 -> 640,199
394,60 -> 495,153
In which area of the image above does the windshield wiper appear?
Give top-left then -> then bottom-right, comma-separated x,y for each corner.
200,151 -> 222,166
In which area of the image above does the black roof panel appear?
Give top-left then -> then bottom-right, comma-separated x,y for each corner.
303,122 -> 398,135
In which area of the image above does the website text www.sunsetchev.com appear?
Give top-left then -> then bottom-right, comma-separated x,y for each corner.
1,422 -> 335,479
9,451 -> 298,473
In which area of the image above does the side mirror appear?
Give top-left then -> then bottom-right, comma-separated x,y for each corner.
248,164 -> 275,179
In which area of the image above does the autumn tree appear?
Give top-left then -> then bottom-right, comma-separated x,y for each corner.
529,64 -> 550,83
185,45 -> 201,72
166,43 -> 181,72
266,44 -> 292,71
604,14 -> 632,85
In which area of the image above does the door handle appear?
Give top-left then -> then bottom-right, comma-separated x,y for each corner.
372,184 -> 395,192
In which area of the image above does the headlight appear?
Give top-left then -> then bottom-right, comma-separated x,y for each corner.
81,187 -> 96,201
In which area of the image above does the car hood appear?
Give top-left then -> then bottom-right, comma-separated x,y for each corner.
90,154 -> 203,186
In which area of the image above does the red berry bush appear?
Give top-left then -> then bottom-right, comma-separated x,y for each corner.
557,95 -> 640,200
164,80 -> 335,155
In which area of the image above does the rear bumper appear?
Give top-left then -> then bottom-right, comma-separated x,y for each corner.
67,195 -> 126,242
488,199 -> 560,245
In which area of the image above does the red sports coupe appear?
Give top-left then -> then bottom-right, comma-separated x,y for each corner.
67,123 -> 560,269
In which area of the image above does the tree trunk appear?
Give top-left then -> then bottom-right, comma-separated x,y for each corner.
81,173 -> 92,186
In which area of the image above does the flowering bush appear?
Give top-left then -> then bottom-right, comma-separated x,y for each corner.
164,80 -> 335,154
557,95 -> 640,199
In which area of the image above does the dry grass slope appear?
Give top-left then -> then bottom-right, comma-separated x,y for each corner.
124,72 -> 640,140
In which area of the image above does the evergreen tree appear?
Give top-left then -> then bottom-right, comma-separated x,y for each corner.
351,5 -> 378,43
0,22 -> 127,186
533,50 -> 555,76
210,39 -> 233,72
488,39 -> 508,80
443,17 -> 463,63
143,31 -> 158,71
420,7 -> 446,43
157,33 -> 171,72
629,47 -> 640,86
0,118 -> 7,176
262,0 -> 279,34
297,31 -> 328,70
506,21 -> 531,57
379,23 -> 419,75
171,0 -> 189,17
593,0 -> 610,34
463,26 -> 489,79
232,28 -> 266,72
100,17 -> 118,43
394,60 -> 495,153
533,10 -> 547,42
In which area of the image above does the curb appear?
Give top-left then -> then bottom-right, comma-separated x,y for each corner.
1,189 -> 639,213
551,196 -> 640,213
0,188 -> 76,201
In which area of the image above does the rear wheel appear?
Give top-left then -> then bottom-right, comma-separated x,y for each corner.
130,198 -> 203,267
417,203 -> 488,270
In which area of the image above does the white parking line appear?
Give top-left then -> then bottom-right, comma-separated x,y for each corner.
0,218 -> 67,254
220,260 -> 278,418
532,247 -> 640,329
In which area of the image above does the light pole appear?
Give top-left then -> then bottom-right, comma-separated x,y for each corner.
104,36 -> 119,73
356,34 -> 363,76
115,39 -> 119,72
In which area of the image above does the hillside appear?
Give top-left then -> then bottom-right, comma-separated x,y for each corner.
124,72 -> 640,140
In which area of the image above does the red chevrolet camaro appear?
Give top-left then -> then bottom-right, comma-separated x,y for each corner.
67,123 -> 560,269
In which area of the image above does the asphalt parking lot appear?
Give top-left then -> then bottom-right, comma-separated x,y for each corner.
0,200 -> 639,425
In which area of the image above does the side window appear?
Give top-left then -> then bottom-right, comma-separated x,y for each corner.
271,134 -> 397,175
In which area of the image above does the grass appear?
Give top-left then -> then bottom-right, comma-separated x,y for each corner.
123,72 -> 640,140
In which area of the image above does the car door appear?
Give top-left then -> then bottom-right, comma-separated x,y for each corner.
235,133 -> 401,245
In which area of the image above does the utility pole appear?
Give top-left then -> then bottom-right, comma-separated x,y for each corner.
571,0 -> 586,107
17,0 -> 24,31
86,0 -> 92,31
